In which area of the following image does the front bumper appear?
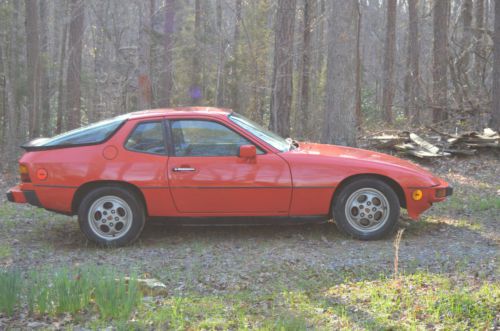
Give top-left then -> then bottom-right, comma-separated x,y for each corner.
405,180 -> 453,220
6,185 -> 41,207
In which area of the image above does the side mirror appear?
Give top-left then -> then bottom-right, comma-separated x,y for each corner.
239,145 -> 256,158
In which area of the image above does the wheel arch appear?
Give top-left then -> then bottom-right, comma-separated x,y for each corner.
331,174 -> 407,215
71,180 -> 147,215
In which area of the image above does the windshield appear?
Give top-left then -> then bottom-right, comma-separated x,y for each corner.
25,115 -> 128,149
229,113 -> 290,152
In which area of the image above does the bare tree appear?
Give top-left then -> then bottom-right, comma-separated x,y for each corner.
382,0 -> 397,124
296,0 -> 315,138
137,0 -> 153,110
405,0 -> 420,125
191,0 -> 202,105
25,0 -> 41,138
39,0 -> 51,136
322,0 -> 360,147
66,0 -> 84,130
230,0 -> 242,111
270,0 -> 297,137
491,0 -> 500,129
159,0 -> 175,107
432,0 -> 449,123
56,1 -> 69,134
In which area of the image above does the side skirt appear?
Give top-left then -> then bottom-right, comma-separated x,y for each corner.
147,215 -> 330,226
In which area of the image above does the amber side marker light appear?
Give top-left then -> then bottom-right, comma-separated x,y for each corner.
412,189 -> 423,201
19,164 -> 31,182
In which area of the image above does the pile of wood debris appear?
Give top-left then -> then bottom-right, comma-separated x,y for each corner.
364,128 -> 499,158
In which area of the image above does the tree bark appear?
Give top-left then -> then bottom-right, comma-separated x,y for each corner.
159,0 -> 175,107
39,0 -> 51,136
25,0 -> 41,138
65,0 -> 84,130
296,0 -> 315,138
405,0 -> 420,125
474,0 -> 485,84
321,0 -> 359,147
137,0 -> 153,110
191,0 -> 202,105
432,0 -> 449,123
230,0 -> 242,111
56,2 -> 69,134
382,0 -> 397,124
215,0 -> 225,107
490,0 -> 500,129
270,0 -> 297,137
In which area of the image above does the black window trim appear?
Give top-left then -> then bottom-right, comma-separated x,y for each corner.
123,119 -> 169,156
165,118 -> 267,158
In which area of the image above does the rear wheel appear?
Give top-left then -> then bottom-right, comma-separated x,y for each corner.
78,186 -> 145,246
333,178 -> 400,240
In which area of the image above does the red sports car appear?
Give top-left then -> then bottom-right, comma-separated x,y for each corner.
7,107 -> 452,246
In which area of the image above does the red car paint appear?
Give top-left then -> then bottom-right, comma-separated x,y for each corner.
7,107 -> 451,221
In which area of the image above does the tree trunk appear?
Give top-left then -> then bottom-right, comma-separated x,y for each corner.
230,0 -> 242,111
215,0 -> 225,107
405,0 -> 420,125
490,0 -> 500,129
432,0 -> 449,123
159,0 -> 175,107
66,0 -> 84,130
25,0 -> 41,138
474,0 -> 485,84
460,0 -> 473,71
39,0 -> 51,136
382,0 -> 397,124
296,0 -> 315,139
321,0 -> 359,147
137,0 -> 153,110
191,0 -> 202,105
270,0 -> 297,137
56,2 -> 69,134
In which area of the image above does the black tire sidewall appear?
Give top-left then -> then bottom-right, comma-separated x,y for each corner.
333,178 -> 400,240
78,186 -> 145,247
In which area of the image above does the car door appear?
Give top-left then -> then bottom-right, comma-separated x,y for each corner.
166,119 -> 292,215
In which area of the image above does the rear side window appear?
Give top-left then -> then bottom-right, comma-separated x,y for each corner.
24,115 -> 128,149
125,121 -> 166,155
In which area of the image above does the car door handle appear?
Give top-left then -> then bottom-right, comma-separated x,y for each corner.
173,167 -> 196,172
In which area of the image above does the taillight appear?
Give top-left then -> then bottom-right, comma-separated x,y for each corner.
19,164 -> 31,182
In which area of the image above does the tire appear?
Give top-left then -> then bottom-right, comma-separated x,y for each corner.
332,178 -> 400,240
78,186 -> 145,247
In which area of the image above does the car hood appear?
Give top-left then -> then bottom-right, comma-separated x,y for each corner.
292,142 -> 440,184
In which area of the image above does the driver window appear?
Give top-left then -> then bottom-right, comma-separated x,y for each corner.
125,121 -> 167,155
170,120 -> 262,157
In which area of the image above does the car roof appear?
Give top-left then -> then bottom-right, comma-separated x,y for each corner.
127,107 -> 233,120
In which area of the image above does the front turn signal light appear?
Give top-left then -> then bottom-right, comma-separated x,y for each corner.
19,164 -> 31,182
435,188 -> 446,198
412,189 -> 423,201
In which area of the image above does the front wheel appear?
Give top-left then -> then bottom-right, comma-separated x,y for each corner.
333,178 -> 400,240
78,186 -> 145,246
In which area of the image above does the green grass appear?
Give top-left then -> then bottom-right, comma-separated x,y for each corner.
1,266 -> 141,321
94,271 -> 141,320
0,265 -> 497,329
0,269 -> 22,316
0,243 -> 11,259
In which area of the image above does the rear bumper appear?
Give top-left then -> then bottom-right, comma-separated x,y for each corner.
6,185 -> 41,207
